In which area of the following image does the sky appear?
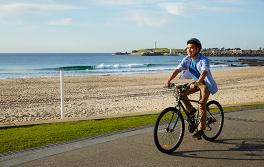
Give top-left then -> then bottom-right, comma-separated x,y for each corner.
0,0 -> 263,53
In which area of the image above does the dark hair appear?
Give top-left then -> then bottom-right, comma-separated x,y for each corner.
187,38 -> 202,49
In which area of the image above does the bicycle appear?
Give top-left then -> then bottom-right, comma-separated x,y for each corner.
153,83 -> 224,154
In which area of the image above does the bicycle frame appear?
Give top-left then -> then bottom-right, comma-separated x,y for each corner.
173,85 -> 200,124
177,100 -> 199,124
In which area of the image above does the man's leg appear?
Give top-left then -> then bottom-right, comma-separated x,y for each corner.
181,83 -> 199,113
197,83 -> 210,131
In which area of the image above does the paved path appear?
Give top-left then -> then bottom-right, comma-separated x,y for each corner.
0,108 -> 264,167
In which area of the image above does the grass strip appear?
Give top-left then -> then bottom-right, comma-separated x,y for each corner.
0,114 -> 158,154
0,103 -> 263,154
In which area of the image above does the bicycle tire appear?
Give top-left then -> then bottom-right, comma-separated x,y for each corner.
153,107 -> 185,154
203,100 -> 224,141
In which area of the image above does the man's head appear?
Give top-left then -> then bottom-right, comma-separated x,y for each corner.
186,38 -> 202,58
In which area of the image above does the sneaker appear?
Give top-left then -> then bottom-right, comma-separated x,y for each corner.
188,124 -> 196,133
192,130 -> 204,139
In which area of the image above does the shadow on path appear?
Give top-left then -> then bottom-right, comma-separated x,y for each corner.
172,138 -> 264,161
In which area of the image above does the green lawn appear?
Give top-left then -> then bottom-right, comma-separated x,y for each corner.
1,103 -> 263,154
0,114 -> 158,153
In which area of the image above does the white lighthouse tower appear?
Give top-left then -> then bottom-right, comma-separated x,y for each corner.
154,40 -> 157,49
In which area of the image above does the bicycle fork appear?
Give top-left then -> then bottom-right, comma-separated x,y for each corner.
166,110 -> 180,133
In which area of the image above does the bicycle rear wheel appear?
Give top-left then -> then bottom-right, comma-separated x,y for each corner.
153,107 -> 185,154
203,100 -> 224,141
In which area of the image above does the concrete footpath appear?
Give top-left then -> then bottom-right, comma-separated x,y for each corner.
0,108 -> 263,167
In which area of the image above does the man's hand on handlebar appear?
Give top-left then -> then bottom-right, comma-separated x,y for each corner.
164,82 -> 175,88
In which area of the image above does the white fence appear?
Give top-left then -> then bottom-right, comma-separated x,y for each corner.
60,70 -> 65,119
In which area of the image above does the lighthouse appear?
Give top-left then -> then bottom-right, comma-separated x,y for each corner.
154,40 -> 157,49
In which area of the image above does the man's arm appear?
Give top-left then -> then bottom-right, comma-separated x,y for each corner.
166,68 -> 181,87
196,58 -> 209,85
197,70 -> 207,85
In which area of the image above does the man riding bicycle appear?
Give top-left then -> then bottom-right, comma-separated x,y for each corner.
166,38 -> 218,139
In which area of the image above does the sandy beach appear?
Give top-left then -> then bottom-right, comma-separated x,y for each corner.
0,67 -> 264,124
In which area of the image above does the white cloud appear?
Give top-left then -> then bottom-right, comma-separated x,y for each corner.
161,3 -> 186,16
129,11 -> 169,27
90,0 -> 244,28
193,3 -> 242,13
48,18 -> 73,26
0,2 -> 77,26
160,1 -> 242,16
216,0 -> 245,4
95,0 -> 158,5
0,3 -> 76,15
96,0 -> 136,5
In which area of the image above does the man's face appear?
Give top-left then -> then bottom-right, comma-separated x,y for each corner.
186,43 -> 199,58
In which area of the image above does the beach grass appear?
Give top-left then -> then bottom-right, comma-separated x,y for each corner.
0,103 -> 263,154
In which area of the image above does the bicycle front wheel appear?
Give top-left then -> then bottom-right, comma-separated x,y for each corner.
203,100 -> 224,141
153,107 -> 185,154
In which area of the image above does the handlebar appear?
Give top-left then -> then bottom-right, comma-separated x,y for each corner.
165,83 -> 189,100
167,83 -> 189,92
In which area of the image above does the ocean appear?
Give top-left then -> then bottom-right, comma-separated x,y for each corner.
0,53 -> 263,79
